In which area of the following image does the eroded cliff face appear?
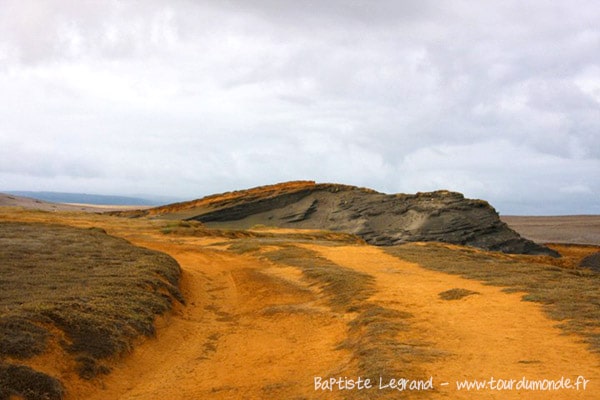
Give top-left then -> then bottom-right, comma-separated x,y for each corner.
126,181 -> 559,256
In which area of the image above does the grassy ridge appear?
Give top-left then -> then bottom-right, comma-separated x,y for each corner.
0,222 -> 183,400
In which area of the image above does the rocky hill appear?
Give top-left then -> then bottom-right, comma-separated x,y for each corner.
120,181 -> 559,256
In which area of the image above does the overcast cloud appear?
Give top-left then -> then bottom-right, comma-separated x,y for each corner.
0,0 -> 598,214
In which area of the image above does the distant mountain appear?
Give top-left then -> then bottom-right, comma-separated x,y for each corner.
5,191 -> 158,206
113,180 -> 560,257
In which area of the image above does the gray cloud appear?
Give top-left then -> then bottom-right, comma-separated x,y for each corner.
0,0 -> 598,214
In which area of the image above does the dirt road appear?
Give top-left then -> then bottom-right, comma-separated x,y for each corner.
80,234 -> 599,399
75,235 -> 351,400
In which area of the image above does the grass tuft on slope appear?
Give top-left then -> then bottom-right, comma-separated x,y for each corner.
0,221 -> 183,399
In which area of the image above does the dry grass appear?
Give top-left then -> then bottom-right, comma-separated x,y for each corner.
0,363 -> 64,400
260,245 -> 375,312
438,288 -> 480,300
337,305 -> 415,380
385,243 -> 600,352
0,221 -> 183,399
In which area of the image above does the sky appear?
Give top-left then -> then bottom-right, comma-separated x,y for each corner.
0,0 -> 599,215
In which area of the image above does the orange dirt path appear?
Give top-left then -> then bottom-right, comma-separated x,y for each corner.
81,236 -> 600,400
78,237 -> 351,400
307,244 -> 600,399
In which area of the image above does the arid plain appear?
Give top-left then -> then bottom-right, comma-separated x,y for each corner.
1,189 -> 600,400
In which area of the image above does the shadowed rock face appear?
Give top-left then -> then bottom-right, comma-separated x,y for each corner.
133,181 -> 560,256
580,252 -> 600,271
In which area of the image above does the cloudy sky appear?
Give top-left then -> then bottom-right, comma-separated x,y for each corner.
1,0 -> 599,214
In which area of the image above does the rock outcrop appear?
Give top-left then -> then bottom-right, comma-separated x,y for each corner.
580,252 -> 600,271
126,181 -> 559,256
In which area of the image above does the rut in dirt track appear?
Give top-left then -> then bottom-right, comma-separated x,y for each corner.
82,238 -> 351,400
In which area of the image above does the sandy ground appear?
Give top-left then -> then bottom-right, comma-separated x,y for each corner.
502,215 -> 600,245
2,209 -> 599,399
311,244 -> 600,399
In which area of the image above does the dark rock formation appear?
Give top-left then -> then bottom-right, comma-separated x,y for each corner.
131,181 -> 559,256
580,252 -> 600,271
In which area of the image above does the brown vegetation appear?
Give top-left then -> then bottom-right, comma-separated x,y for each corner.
0,222 -> 182,399
438,288 -> 480,300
